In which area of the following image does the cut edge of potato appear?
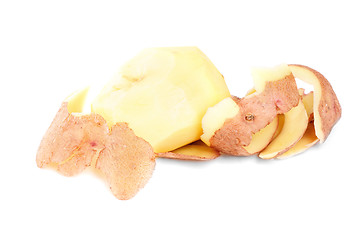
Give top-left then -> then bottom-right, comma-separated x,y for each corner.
201,97 -> 240,146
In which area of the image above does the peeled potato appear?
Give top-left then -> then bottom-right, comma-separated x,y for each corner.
92,47 -> 230,153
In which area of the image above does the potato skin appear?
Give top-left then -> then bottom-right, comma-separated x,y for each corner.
289,64 -> 341,142
210,74 -> 300,156
36,103 -> 108,176
96,123 -> 156,200
36,102 -> 155,200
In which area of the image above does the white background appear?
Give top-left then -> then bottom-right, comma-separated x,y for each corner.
1,0 -> 357,239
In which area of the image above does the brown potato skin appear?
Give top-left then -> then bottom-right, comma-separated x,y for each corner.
36,103 -> 108,176
210,74 -> 300,156
96,123 -> 156,200
289,64 -> 341,142
36,102 -> 156,200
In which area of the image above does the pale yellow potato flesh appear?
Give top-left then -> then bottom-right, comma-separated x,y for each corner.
66,87 -> 90,113
243,116 -> 278,154
157,141 -> 220,161
92,47 -> 230,153
245,88 -> 256,96
201,97 -> 240,146
251,64 -> 293,93
259,100 -> 308,159
289,64 -> 341,142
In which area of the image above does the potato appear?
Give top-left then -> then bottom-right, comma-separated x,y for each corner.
92,47 -> 230,153
36,45 -> 342,200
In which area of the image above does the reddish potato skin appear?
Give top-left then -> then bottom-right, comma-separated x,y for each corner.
289,64 -> 341,142
36,102 -> 155,200
210,74 -> 300,156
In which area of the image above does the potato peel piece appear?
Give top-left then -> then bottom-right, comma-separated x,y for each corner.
289,64 -> 341,142
157,141 -> 220,161
209,70 -> 300,156
277,122 -> 319,159
36,102 -> 108,176
96,123 -> 156,200
36,101 -> 155,200
259,100 -> 308,159
277,89 -> 318,159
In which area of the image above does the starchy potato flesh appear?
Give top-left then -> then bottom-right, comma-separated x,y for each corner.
36,89 -> 156,200
259,100 -> 308,159
157,141 -> 220,161
251,64 -> 293,93
66,87 -> 90,113
205,65 -> 300,156
201,97 -> 240,146
289,64 -> 341,142
242,116 -> 278,154
92,47 -> 231,153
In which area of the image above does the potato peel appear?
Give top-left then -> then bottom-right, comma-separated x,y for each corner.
158,141 -> 220,161
96,123 -> 156,200
36,102 -> 155,200
209,72 -> 300,156
277,122 -> 319,159
37,58 -> 342,200
289,64 -> 341,142
258,100 -> 308,159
